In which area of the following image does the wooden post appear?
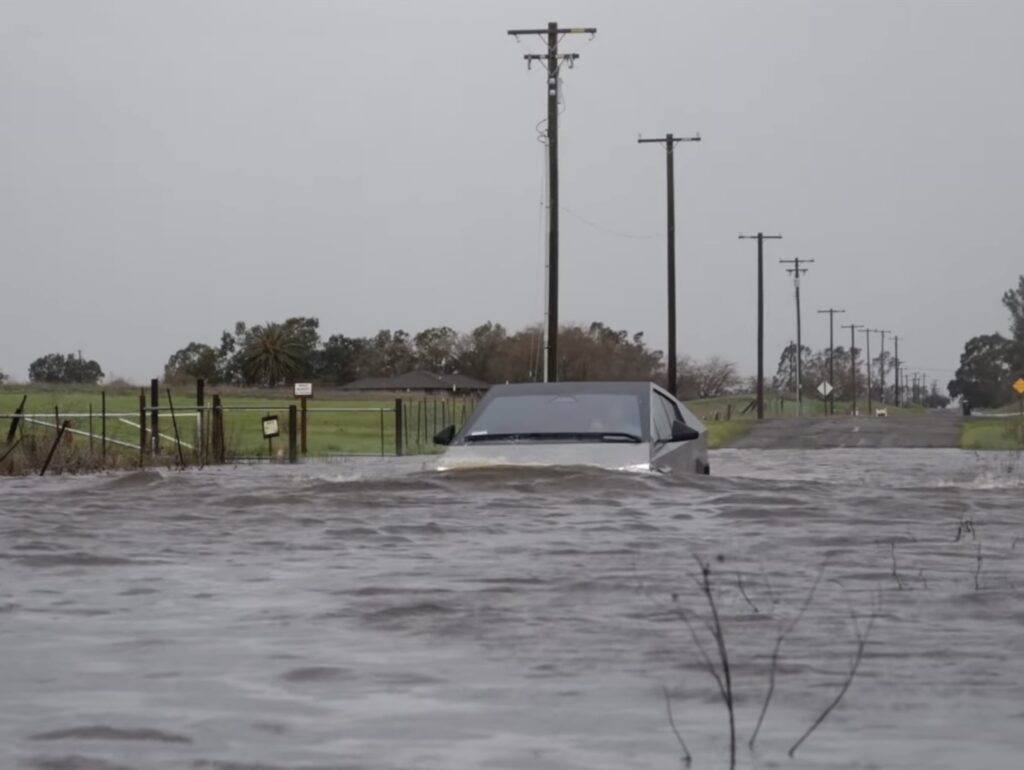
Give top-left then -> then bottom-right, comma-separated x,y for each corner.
150,378 -> 160,455
101,391 -> 107,462
40,420 -> 70,476
395,398 -> 404,456
166,389 -> 186,469
196,378 -> 205,465
139,390 -> 146,467
212,394 -> 225,464
6,395 -> 26,444
288,404 -> 298,464
89,404 -> 94,454
300,396 -> 308,454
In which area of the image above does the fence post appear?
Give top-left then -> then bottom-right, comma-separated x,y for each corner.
138,390 -> 146,467
6,395 -> 26,445
395,398 -> 404,456
196,378 -> 205,465
300,396 -> 308,455
150,378 -> 160,455
40,420 -> 70,476
101,391 -> 107,463
288,404 -> 298,464
212,394 -> 225,464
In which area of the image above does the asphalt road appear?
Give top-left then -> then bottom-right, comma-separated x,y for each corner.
729,411 -> 965,449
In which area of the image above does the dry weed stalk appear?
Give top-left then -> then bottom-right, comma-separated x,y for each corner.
663,685 -> 692,768
975,544 -> 983,590
736,571 -> 759,613
748,562 -> 826,750
670,558 -> 736,770
889,542 -> 904,590
787,595 -> 878,757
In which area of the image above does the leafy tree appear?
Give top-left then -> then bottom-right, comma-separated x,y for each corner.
282,317 -> 321,379
315,334 -> 367,384
164,342 -> 219,384
215,322 -> 247,385
947,333 -> 1014,407
356,330 -> 415,378
239,322 -> 306,386
1002,275 -> 1024,342
772,342 -> 813,395
28,353 -> 104,384
456,322 -> 512,383
0,368 -> 7,384
414,326 -> 460,373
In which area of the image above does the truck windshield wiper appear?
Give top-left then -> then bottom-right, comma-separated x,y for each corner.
464,431 -> 642,444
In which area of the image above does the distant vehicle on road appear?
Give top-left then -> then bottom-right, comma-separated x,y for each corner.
433,381 -> 709,475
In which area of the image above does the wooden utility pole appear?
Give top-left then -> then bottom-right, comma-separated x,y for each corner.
639,133 -> 701,397
893,336 -> 901,406
508,22 -> 596,382
877,329 -> 891,402
817,308 -> 845,414
780,258 -> 814,415
738,233 -> 782,419
842,323 -> 863,415
863,328 -> 876,414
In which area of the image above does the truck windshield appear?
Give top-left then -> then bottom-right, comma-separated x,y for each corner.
463,393 -> 644,440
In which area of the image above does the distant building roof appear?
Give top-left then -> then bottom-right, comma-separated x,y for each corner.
341,370 -> 489,392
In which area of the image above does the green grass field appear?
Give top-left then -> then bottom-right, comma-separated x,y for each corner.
960,418 -> 1024,450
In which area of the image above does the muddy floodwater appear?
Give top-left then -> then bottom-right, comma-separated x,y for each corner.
2,449 -> 1023,769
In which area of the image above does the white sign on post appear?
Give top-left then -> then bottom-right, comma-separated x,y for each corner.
293,382 -> 313,398
816,381 -> 834,398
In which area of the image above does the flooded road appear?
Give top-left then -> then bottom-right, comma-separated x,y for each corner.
2,449 -> 1023,769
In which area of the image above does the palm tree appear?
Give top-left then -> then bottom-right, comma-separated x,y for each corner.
239,323 -> 306,386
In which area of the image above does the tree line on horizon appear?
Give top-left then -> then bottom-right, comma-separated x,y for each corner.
7,315 -> 949,406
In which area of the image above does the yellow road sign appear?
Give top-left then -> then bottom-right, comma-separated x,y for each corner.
1014,378 -> 1024,395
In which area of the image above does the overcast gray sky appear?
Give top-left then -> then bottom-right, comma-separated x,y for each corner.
2,0 -> 1022,387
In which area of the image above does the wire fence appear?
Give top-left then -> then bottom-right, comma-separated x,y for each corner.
0,386 -> 480,474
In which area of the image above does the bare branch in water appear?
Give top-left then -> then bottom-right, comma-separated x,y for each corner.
663,686 -> 692,768
890,542 -> 904,590
975,544 -> 983,590
749,562 -> 827,750
788,598 -> 878,757
954,516 -> 975,542
695,557 -> 736,770
736,571 -> 760,614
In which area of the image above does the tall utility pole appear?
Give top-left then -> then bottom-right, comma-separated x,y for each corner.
842,323 -> 862,415
738,233 -> 782,419
863,328 -> 876,414
876,329 -> 891,402
639,133 -> 701,397
893,336 -> 901,406
817,308 -> 845,414
780,258 -> 814,415
508,22 -> 596,382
